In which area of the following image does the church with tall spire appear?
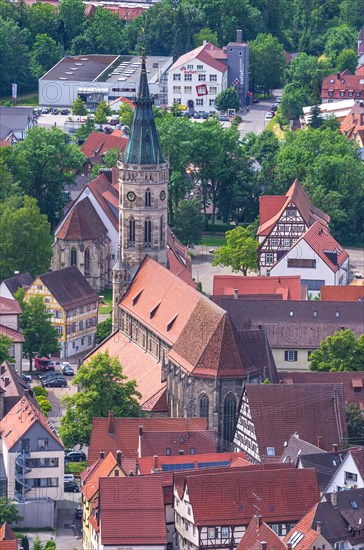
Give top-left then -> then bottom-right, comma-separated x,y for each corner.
112,52 -> 169,329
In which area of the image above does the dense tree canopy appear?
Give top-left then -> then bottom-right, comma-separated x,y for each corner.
0,334 -> 13,365
214,87 -> 240,112
212,225 -> 258,275
250,33 -> 285,92
0,497 -> 23,525
173,199 -> 204,245
309,330 -> 364,372
346,403 -> 364,446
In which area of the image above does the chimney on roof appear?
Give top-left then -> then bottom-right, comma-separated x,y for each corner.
233,288 -> 239,300
337,72 -> 341,80
293,431 -> 299,439
256,515 -> 263,527
116,449 -> 122,467
153,455 -> 158,471
316,521 -> 322,534
317,435 -> 322,449
179,450 -> 184,456
260,543 -> 267,550
136,459 -> 140,476
24,389 -> 29,398
333,443 -> 338,452
100,450 -> 105,459
236,29 -> 242,42
138,425 -> 143,458
203,40 -> 207,46
287,544 -> 292,550
108,410 -> 115,435
331,491 -> 337,507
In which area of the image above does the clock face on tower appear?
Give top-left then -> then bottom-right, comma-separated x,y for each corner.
127,191 -> 136,202
160,190 -> 166,201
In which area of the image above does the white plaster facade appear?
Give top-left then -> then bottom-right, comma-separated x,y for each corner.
322,452 -> 364,494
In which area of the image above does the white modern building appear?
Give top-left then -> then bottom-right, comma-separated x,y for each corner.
39,54 -> 172,108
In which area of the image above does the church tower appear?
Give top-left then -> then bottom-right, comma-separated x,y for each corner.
113,53 -> 169,329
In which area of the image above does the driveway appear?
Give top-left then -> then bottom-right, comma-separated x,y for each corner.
56,499 -> 83,550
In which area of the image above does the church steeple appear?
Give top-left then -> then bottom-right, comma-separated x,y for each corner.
124,52 -> 164,165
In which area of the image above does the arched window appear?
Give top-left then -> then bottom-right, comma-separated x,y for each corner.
223,393 -> 237,447
84,248 -> 90,277
144,219 -> 151,246
160,217 -> 164,244
145,189 -> 151,207
71,247 -> 77,266
129,218 -> 135,246
199,394 -> 209,426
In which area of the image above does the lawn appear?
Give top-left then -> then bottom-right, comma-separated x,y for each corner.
200,235 -> 226,247
98,288 -> 112,314
1,93 -> 39,106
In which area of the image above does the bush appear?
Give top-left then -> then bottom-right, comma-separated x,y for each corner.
33,386 -> 49,398
65,461 -> 88,475
37,395 -> 52,416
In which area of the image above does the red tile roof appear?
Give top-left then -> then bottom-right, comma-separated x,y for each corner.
80,173 -> 119,231
0,298 -> 21,315
184,467 -> 319,526
140,430 -> 216,456
88,415 -> 207,464
243,383 -> 347,459
258,179 -> 330,237
0,325 -> 24,343
170,42 -> 227,73
138,451 -> 247,475
294,221 -> 348,272
284,505 -> 322,549
213,275 -> 302,300
0,396 -> 63,451
57,197 -> 107,241
320,285 -> 364,301
82,451 -> 120,501
321,69 -> 364,100
237,515 -> 287,550
103,5 -> 147,20
279,371 -> 364,411
0,522 -> 16,541
81,132 -> 128,159
99,476 -> 167,546
340,102 -> 364,138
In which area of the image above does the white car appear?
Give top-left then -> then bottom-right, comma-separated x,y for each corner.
276,96 -> 282,103
265,112 -> 274,120
61,362 -> 72,369
64,474 -> 75,482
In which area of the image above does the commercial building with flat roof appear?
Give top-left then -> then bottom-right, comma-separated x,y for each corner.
39,54 -> 172,107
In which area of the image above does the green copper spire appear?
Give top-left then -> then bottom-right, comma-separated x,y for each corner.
124,52 -> 164,165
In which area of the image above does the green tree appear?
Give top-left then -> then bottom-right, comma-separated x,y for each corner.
5,127 -> 85,228
71,96 -> 87,117
33,386 -> 49,398
173,200 -> 204,246
214,87 -> 240,113
95,317 -> 112,344
75,118 -> 95,142
0,334 -> 13,364
31,536 -> 43,550
59,351 -> 141,447
118,102 -> 134,127
44,541 -> 56,550
0,17 -> 33,95
193,28 -> 219,47
0,196 -> 52,280
0,497 -> 23,525
309,330 -> 364,372
284,53 -> 333,103
37,395 -> 52,416
26,3 -> 59,42
324,25 -> 357,62
336,49 -> 358,74
76,8 -> 126,54
250,33 -> 285,92
340,0 -> 364,29
346,403 -> 364,446
91,148 -> 119,179
16,288 -> 60,371
30,33 -> 63,79
280,83 -> 311,120
212,225 -> 258,275
94,100 -> 111,125
308,105 -> 324,129
59,0 -> 86,48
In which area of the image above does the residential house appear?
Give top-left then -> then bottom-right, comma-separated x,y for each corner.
89,256 -> 278,446
0,396 -> 64,528
0,107 -> 34,142
297,449 -> 350,493
323,448 -> 364,493
0,298 -> 24,373
280,433 -> 326,466
0,522 -> 20,550
284,505 -> 333,550
91,476 -> 167,550
101,5 -> 148,24
214,297 -> 364,371
237,515 -> 288,550
212,275 -> 303,300
268,222 -> 349,295
294,492 -> 364,549
340,101 -> 364,147
88,415 -> 210,464
0,273 -> 33,300
233,383 -> 347,463
0,362 -> 37,416
81,450 -> 125,550
320,285 -> 364,301
25,266 -> 99,359
301,99 -> 355,126
321,68 -> 364,103
80,131 -> 128,176
257,179 -> 330,276
173,466 -> 320,547
279,372 -> 364,411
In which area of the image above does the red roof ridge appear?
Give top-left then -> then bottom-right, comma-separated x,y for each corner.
0,297 -> 22,314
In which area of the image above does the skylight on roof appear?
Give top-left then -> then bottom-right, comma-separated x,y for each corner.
288,531 -> 304,548
350,500 -> 358,509
4,430 -> 12,438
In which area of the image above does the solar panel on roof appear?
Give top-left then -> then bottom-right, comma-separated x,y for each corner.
162,463 -> 195,472
197,461 -> 231,469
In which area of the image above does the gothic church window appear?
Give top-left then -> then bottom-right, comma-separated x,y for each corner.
160,217 -> 164,243
144,219 -> 152,246
145,188 -> 151,207
223,393 -> 237,447
71,247 -> 77,266
129,219 -> 135,245
84,248 -> 90,277
199,394 -> 209,425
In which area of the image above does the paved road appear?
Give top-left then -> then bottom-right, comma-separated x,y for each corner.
347,247 -> 364,278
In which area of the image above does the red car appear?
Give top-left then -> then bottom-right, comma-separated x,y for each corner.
34,356 -> 55,371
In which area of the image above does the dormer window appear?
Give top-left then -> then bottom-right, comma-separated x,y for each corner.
166,447 -> 171,456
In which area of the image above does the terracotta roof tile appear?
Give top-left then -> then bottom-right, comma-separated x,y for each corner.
322,70 -> 364,100
280,433 -> 325,465
0,522 -> 16,541
88,416 -> 207,464
140,430 -> 216,456
242,384 -> 347,459
104,5 -> 147,19
82,451 -> 119,501
184,467 -> 319,526
87,173 -> 119,231
0,298 -> 21,315
237,515 -> 287,550
138,451 -> 247,474
350,448 -> 364,478
36,266 -> 99,310
294,221 -> 348,272
0,325 -> 24,343
284,505 -> 324,550
320,285 -> 364,301
99,476 -> 166,545
213,275 -> 302,300
81,132 -> 128,159
170,43 -> 227,73
57,197 -> 107,241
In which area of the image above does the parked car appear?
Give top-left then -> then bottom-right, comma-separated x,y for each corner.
62,365 -> 74,376
21,373 -> 32,383
41,107 -> 49,114
64,481 -> 80,493
75,506 -> 83,518
271,104 -> 278,112
104,125 -> 113,134
199,111 -> 208,119
60,108 -> 69,115
65,451 -> 86,462
182,111 -> 192,117
193,112 -> 200,119
218,114 -> 229,121
265,112 -> 274,119
61,361 -> 72,369
34,356 -> 55,371
42,377 -> 67,388
51,108 -> 59,115
64,474 -> 75,483
33,108 -> 42,117
276,96 -> 282,103
109,118 -> 119,126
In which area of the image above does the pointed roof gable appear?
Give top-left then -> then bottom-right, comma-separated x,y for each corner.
81,132 -> 128,159
82,451 -> 120,501
1,273 -> 33,297
0,297 -> 21,315
57,197 -> 107,241
124,54 -> 164,165
285,504 -> 323,550
37,266 -> 99,310
258,179 -> 330,237
169,42 -> 227,73
238,515 -> 287,550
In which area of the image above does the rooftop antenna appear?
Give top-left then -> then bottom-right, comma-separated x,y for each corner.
252,492 -> 261,516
